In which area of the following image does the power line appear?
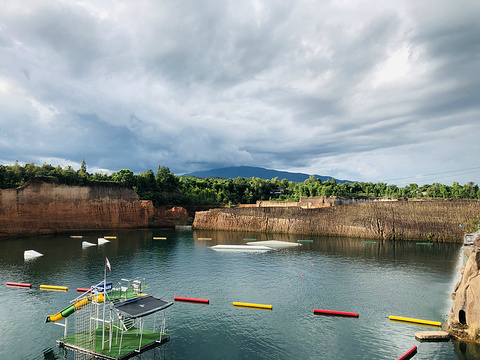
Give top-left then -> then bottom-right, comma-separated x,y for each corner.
379,166 -> 480,183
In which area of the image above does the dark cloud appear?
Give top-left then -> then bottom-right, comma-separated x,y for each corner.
1,0 -> 479,185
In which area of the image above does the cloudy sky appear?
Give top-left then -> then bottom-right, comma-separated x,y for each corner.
1,0 -> 479,186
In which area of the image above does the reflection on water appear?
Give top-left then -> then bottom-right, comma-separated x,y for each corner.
0,228 -> 477,359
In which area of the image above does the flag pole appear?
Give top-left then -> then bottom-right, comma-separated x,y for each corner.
102,258 -> 107,350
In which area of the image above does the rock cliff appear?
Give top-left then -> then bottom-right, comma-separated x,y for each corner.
0,178 -> 188,238
447,234 -> 480,342
193,199 -> 480,242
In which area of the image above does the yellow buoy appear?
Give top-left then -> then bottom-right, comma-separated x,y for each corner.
40,285 -> 68,291
389,315 -> 442,327
104,236 -> 117,239
233,302 -> 273,310
153,237 -> 167,240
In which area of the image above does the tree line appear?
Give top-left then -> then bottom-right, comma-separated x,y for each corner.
1,161 -> 480,207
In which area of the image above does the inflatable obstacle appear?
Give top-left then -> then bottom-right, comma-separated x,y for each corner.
396,346 -> 417,360
314,309 -> 359,317
6,282 -> 32,288
174,296 -> 209,304
389,316 -> 441,327
233,302 -> 272,310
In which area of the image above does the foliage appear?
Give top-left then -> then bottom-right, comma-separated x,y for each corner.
1,161 -> 480,207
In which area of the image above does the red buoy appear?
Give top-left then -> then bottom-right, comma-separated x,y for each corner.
396,346 -> 417,360
6,282 -> 32,288
313,309 -> 359,317
174,296 -> 209,304
77,288 -> 91,293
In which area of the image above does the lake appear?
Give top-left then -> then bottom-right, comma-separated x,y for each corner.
0,228 -> 478,359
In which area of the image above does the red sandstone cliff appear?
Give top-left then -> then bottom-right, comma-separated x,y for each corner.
0,178 -> 188,238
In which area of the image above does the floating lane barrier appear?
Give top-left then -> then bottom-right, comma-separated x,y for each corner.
103,236 -> 117,239
361,241 -> 377,244
313,309 -> 359,318
97,237 -> 110,245
243,238 -> 256,241
153,237 -> 167,240
396,346 -> 417,360
24,250 -> 43,259
6,282 -> 32,288
197,238 -> 212,240
70,235 -> 83,238
40,285 -> 68,291
247,240 -> 301,248
82,241 -> 96,249
76,287 -> 91,293
297,240 -> 313,243
233,302 -> 273,310
416,242 -> 433,246
174,296 -> 210,304
389,316 -> 442,327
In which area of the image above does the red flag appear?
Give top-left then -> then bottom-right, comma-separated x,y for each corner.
106,257 -> 111,271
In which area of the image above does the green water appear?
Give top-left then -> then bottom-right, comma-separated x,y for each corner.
0,228 -> 478,359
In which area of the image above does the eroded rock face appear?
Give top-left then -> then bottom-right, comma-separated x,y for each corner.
447,239 -> 480,342
0,178 -> 187,237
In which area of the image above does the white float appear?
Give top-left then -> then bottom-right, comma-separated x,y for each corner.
247,240 -> 301,248
98,237 -> 110,245
209,245 -> 273,252
82,241 -> 96,249
24,250 -> 43,259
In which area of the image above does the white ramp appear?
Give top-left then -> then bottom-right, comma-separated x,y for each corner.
82,241 -> 96,249
24,250 -> 43,259
98,237 -> 110,245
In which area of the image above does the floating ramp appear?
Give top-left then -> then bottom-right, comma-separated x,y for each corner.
210,245 -> 273,252
246,240 -> 301,248
24,250 -> 43,259
98,237 -> 110,245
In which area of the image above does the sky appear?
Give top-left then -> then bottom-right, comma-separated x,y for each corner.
1,0 -> 480,186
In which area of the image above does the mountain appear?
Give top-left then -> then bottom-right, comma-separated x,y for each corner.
184,166 -> 351,183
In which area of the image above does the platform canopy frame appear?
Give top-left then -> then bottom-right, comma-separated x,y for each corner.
111,295 -> 173,356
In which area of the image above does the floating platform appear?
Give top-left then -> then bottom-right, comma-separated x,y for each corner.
210,245 -> 273,251
415,331 -> 450,341
246,240 -> 301,248
57,325 -> 170,360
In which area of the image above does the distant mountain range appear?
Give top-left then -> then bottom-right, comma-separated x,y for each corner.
184,166 -> 351,183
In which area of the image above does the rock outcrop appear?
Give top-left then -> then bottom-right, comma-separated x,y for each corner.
0,178 -> 189,238
193,200 -> 480,242
447,233 -> 480,342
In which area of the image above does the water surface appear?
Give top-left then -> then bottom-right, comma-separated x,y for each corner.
0,229 -> 476,359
